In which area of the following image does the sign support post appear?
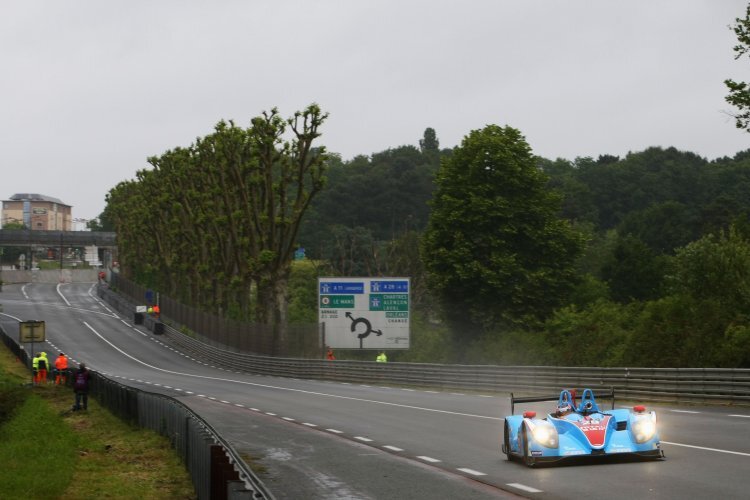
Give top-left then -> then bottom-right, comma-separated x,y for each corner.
19,320 -> 46,385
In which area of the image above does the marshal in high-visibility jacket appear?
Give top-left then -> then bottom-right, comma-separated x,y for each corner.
55,352 -> 69,385
37,352 -> 50,384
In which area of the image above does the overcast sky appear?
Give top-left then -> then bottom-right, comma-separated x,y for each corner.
2,1 -> 750,221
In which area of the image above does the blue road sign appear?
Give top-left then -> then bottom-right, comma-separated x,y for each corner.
370,280 -> 408,293
319,282 -> 365,294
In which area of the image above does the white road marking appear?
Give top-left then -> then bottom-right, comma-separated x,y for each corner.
82,320 -> 506,422
355,436 -> 373,442
1,310 -> 25,323
282,417 -> 295,421
383,445 -> 403,451
303,422 -> 317,427
457,468 -> 486,476
265,412 -> 277,416
220,400 -> 230,404
234,404 -> 244,408
662,441 -> 750,456
326,429 -> 343,434
417,456 -> 441,463
670,409 -> 700,414
729,414 -> 750,418
56,283 -> 72,306
507,483 -> 543,493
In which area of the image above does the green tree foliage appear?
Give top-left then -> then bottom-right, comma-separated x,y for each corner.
575,147 -> 707,230
617,201 -> 700,254
540,300 -> 640,367
666,226 -> 750,310
105,105 -> 328,350
287,259 -> 330,323
601,234 -> 667,303
725,3 -> 750,132
624,227 -> 750,367
421,125 -> 585,341
419,127 -> 439,154
309,145 -> 438,242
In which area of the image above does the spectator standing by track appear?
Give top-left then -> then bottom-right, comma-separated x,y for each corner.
72,363 -> 91,411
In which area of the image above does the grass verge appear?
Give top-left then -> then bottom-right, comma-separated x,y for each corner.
0,346 -> 196,499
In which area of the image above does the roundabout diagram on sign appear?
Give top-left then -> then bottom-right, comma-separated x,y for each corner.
346,312 -> 382,347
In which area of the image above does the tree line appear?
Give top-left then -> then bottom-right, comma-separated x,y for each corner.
97,4 -> 750,366
99,116 -> 750,367
295,129 -> 750,368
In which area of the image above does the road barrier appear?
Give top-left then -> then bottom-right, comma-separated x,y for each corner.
95,286 -> 750,407
0,324 -> 272,500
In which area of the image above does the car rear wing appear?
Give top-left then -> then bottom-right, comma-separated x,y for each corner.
510,387 -> 615,415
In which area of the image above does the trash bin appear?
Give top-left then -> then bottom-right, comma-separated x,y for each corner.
153,321 -> 164,335
134,312 -> 144,325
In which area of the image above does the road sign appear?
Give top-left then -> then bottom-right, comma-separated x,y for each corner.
19,320 -> 46,343
319,277 -> 410,350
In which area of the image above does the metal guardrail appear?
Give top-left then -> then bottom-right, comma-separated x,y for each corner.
0,323 -> 273,500
96,286 -> 750,407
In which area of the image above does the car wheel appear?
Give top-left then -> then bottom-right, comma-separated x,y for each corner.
522,428 -> 535,467
503,422 -> 511,461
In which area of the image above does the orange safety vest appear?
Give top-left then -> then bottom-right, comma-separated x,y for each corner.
55,355 -> 68,370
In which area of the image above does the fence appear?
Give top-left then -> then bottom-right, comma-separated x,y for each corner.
109,273 -> 320,357
0,324 -> 273,500
97,283 -> 750,406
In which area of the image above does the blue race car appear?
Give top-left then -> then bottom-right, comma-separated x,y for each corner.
502,388 -> 664,467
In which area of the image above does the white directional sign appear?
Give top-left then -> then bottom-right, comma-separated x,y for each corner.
319,277 -> 410,349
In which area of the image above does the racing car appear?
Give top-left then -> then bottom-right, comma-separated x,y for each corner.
502,388 -> 664,466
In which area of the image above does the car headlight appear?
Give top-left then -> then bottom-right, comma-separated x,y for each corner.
531,423 -> 559,448
632,418 -> 656,443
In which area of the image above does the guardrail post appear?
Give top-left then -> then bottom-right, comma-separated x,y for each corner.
210,445 -> 240,500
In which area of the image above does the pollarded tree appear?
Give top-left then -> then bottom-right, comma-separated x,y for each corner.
105,105 -> 328,355
421,125 -> 584,341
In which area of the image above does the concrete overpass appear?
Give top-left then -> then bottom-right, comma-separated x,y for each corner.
0,229 -> 117,274
0,229 -> 116,248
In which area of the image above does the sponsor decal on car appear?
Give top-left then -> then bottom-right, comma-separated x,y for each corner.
574,415 -> 611,447
563,450 -> 586,456
531,451 -> 544,457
